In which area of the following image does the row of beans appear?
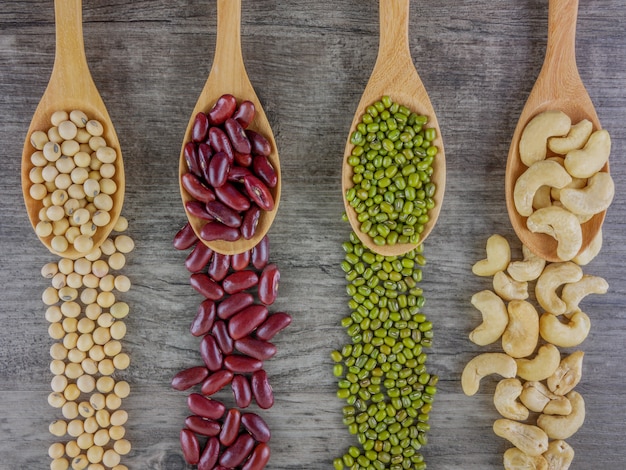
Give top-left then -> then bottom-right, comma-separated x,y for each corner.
172,225 -> 291,469
333,232 -> 437,470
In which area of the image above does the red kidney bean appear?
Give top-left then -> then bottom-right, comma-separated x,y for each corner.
198,143 -> 213,182
200,369 -> 233,396
228,305 -> 268,340
240,205 -> 261,240
185,241 -> 214,273
186,200 -> 214,221
184,142 -> 202,177
207,252 -> 231,281
241,442 -> 271,470
173,222 -> 198,250
246,129 -> 271,157
233,100 -> 255,128
217,292 -> 254,320
190,273 -> 225,301
209,126 -> 234,162
207,151 -> 231,188
258,264 -> 280,305
171,366 -> 209,391
215,182 -> 251,212
182,172 -> 216,204
180,428 -> 201,465
208,94 -> 237,125
187,393 -> 226,420
251,369 -> 274,409
206,201 -> 242,228
244,174 -> 274,211
232,374 -> 252,408
201,221 -> 240,242
230,250 -> 251,271
234,151 -> 253,167
192,112 -> 209,142
234,337 -> 277,361
228,165 -> 253,184
255,312 -> 292,341
241,413 -> 271,443
252,155 -> 278,188
222,270 -> 259,295
197,436 -> 220,470
251,236 -> 269,269
225,118 -> 252,154
190,299 -> 217,337
200,334 -> 223,371
219,408 -> 241,447
212,320 -> 234,355
223,355 -> 263,373
219,433 -> 256,468
185,415 -> 221,437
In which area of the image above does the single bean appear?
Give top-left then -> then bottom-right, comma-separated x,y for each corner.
251,369 -> 274,409
225,118 -> 252,154
185,415 -> 221,436
200,334 -> 223,371
219,408 -> 242,446
206,201 -> 242,228
212,320 -> 234,355
217,292 -> 255,320
208,252 -> 231,281
180,428 -> 201,465
244,174 -> 275,211
232,374 -> 252,408
208,151 -> 231,188
197,436 -> 220,470
171,366 -> 209,391
251,236 -> 270,270
208,127 -> 234,162
241,443 -> 271,470
255,312 -> 292,341
185,241 -> 214,273
234,337 -> 277,361
228,165 -> 253,184
192,112 -> 209,142
184,142 -> 202,178
228,305 -> 268,340
234,151 -> 253,167
241,413 -> 271,443
187,393 -> 226,420
215,182 -> 251,212
181,173 -> 216,204
233,100 -> 255,128
190,299 -> 217,336
173,223 -> 198,250
222,270 -> 259,295
208,94 -> 237,125
246,129 -> 271,157
231,250 -> 251,271
219,433 -> 256,468
190,273 -> 225,301
201,221 -> 240,242
252,155 -> 278,188
200,369 -> 234,396
241,205 -> 261,240
258,264 -> 280,305
223,355 -> 263,373
185,201 -> 214,221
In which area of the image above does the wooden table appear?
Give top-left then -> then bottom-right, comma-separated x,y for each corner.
1,1 -> 625,468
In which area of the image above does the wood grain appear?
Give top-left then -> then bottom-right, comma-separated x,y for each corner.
1,1 -> 625,469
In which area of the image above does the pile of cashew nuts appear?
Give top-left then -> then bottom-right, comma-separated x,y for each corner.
462,233 -> 609,469
514,110 -> 613,261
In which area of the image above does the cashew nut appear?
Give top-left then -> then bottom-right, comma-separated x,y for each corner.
493,419 -> 549,457
564,129 -> 611,178
507,244 -> 546,282
535,262 -> 583,315
514,160 -> 572,217
472,234 -> 511,277
469,290 -> 509,346
502,300 -> 539,358
526,207 -> 582,261
539,310 -> 591,348
519,110 -> 571,166
543,439 -> 575,470
515,344 -> 561,382
493,271 -> 529,301
461,352 -> 517,396
562,274 -> 609,314
559,171 -> 615,216
519,381 -> 572,416
573,228 -> 602,266
494,378 -> 529,421
548,118 -> 593,155
537,391 -> 585,440
547,351 -> 584,396
504,447 -> 548,470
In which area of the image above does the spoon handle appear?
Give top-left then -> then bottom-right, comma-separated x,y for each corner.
542,0 -> 580,86
52,0 -> 89,79
211,0 -> 246,79
376,0 -> 413,70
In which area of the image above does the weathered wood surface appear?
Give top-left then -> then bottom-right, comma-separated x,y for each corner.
1,1 -> 625,469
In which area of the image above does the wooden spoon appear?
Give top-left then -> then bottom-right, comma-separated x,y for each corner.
341,0 -> 446,256
179,0 -> 281,255
505,0 -> 606,262
21,0 -> 124,259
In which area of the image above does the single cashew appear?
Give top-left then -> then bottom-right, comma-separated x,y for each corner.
469,290 -> 509,346
526,207 -> 582,261
547,351 -> 584,396
539,310 -> 590,348
543,439 -> 575,470
504,447 -> 549,470
514,161 -> 572,217
564,129 -> 611,178
560,171 -> 615,216
573,228 -> 602,266
519,110 -> 571,166
537,391 -> 585,440
461,352 -> 517,396
494,378 -> 529,421
472,234 -> 511,277
562,274 -> 609,314
493,271 -> 529,301
533,185 -> 553,210
508,244 -> 546,282
515,343 -> 561,382
502,300 -> 539,358
548,118 -> 593,155
535,262 -> 583,315
520,381 -> 572,415
493,419 -> 549,457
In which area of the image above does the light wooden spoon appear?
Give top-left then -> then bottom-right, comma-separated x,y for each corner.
341,0 -> 446,256
505,0 -> 606,262
21,0 -> 124,259
179,0 -> 281,255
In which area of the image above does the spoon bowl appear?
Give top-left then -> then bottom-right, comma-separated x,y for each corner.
179,0 -> 281,255
505,0 -> 606,262
21,0 -> 124,259
342,0 -> 445,256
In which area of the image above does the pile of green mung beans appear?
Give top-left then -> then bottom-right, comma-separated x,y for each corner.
345,96 -> 439,247
332,231 -> 437,470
